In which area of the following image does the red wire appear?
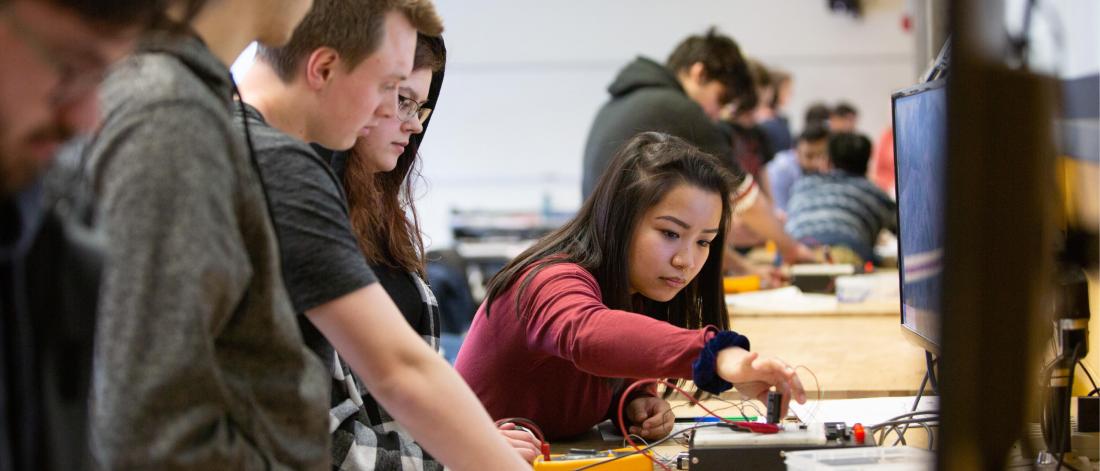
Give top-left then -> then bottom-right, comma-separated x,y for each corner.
616,379 -> 775,471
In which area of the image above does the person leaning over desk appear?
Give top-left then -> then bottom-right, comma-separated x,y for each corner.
325,33 -> 543,467
457,132 -> 806,441
237,0 -> 533,468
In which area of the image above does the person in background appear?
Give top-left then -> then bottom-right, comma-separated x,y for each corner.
458,132 -> 806,441
766,124 -> 830,214
803,102 -> 831,131
829,101 -> 859,132
335,34 -> 542,467
0,0 -> 163,469
756,67 -> 793,153
869,122 -> 896,195
237,1 -> 534,468
721,58 -> 775,195
721,59 -> 776,254
785,132 -> 896,264
582,27 -> 814,264
425,248 -> 477,363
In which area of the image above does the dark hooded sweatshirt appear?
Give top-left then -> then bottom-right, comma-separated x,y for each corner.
0,176 -> 100,471
581,57 -> 743,198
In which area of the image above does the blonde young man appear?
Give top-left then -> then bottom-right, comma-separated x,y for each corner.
237,1 -> 533,469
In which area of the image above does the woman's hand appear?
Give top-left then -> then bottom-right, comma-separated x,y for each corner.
497,423 -> 542,463
715,347 -> 807,418
625,396 -> 675,440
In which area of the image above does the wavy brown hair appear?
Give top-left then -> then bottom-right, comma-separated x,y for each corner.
343,34 -> 444,277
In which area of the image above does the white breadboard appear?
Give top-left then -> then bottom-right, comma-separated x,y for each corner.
692,422 -> 827,447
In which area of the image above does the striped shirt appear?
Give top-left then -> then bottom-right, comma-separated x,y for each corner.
785,172 -> 897,262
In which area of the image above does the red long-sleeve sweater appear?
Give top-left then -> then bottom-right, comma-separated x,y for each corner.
455,262 -> 719,439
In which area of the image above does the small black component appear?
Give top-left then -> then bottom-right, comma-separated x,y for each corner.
766,391 -> 782,423
824,422 -> 848,441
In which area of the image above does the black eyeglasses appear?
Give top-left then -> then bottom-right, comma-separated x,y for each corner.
397,94 -> 432,125
1,6 -> 108,106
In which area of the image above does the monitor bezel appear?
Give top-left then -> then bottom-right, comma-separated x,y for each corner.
891,77 -> 948,355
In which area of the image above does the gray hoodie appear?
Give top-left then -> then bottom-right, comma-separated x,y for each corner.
83,33 -> 329,470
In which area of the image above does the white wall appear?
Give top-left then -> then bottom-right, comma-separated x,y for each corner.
1006,0 -> 1100,79
416,0 -> 918,249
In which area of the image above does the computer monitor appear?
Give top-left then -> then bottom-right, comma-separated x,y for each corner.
892,78 -> 948,354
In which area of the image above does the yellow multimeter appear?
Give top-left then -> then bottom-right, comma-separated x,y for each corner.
532,447 -> 653,470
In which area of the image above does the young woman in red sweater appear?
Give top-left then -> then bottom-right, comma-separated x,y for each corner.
455,132 -> 806,440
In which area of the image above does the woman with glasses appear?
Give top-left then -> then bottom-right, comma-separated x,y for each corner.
329,34 -> 543,468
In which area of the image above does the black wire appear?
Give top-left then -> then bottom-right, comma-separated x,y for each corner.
1047,344 -> 1082,456
925,351 -> 939,395
867,418 -> 940,431
228,75 -> 286,260
900,365 -> 932,444
1078,360 -> 1098,393
1053,452 -> 1085,471
1040,361 -> 1052,448
570,423 -> 721,470
912,368 -> 929,412
1058,347 -> 1079,454
882,421 -> 937,449
1011,0 -> 1039,68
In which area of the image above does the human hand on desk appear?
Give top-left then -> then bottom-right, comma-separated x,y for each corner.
783,241 -> 821,264
497,423 -> 542,463
750,264 -> 788,288
716,347 -> 807,418
625,396 -> 675,440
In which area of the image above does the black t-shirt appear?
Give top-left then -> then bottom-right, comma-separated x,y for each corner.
369,264 -> 427,335
237,103 -> 378,312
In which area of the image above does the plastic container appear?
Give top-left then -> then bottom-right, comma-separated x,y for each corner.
835,273 -> 901,303
783,446 -> 934,470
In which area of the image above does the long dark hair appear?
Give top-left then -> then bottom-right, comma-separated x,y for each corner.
484,132 -> 734,334
343,34 -> 445,277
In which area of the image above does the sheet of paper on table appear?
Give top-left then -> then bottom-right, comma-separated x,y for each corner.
789,395 -> 938,426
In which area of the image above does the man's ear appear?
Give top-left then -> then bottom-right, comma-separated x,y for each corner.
304,47 -> 340,90
689,62 -> 708,85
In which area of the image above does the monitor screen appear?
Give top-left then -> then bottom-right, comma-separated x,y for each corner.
892,79 -> 947,352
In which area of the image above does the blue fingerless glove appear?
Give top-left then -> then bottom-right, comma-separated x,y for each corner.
692,331 -> 751,394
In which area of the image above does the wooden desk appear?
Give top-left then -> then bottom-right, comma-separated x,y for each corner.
728,289 -> 926,398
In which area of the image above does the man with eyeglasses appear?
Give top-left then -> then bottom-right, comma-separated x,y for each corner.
0,1 -> 163,470
235,0 -> 535,469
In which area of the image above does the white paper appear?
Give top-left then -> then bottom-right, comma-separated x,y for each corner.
789,396 -> 938,427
